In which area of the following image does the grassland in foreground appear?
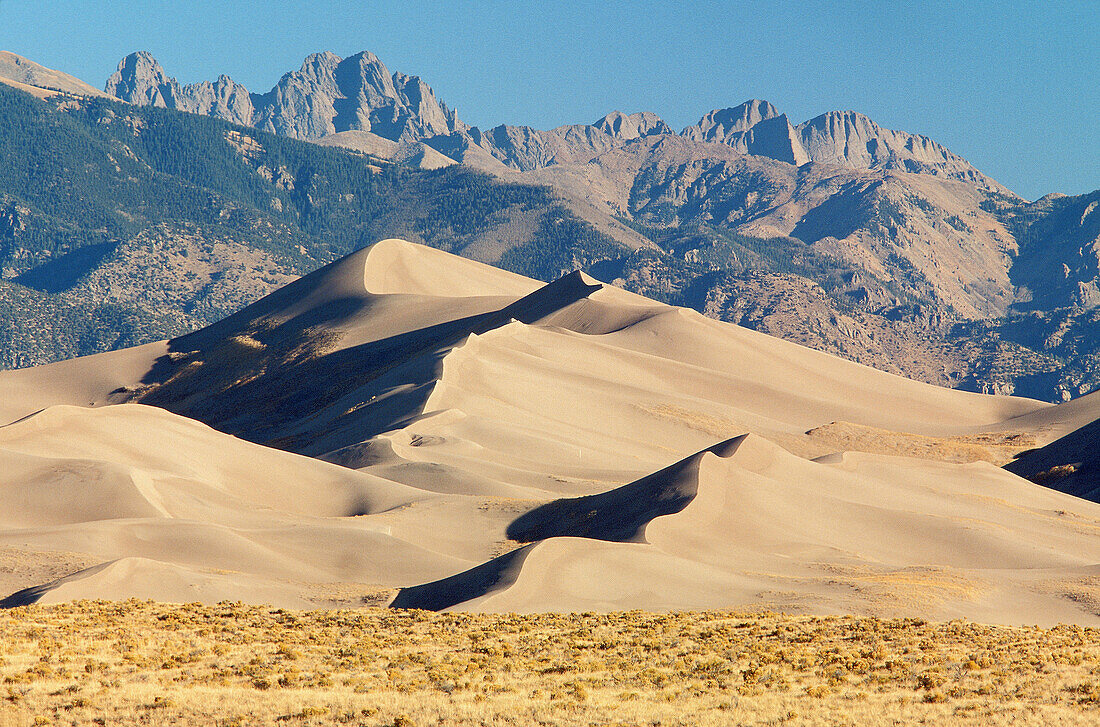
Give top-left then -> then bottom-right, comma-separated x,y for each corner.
0,601 -> 1098,726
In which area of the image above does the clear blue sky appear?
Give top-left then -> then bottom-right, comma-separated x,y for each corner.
2,0 -> 1096,200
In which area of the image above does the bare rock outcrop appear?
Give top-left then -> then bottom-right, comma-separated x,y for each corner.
681,99 -> 781,143
106,51 -> 254,126
106,50 -> 466,142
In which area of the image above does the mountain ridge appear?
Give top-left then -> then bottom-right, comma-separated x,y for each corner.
104,50 -> 1011,195
0,51 -> 112,100
2,50 -> 1099,403
105,50 -> 467,142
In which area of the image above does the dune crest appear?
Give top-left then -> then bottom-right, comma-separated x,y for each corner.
396,433 -> 1100,623
2,239 -> 1099,622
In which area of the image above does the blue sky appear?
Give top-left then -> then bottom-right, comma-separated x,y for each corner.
2,0 -> 1096,200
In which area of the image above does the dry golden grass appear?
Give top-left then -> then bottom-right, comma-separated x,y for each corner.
1,601 -> 1098,726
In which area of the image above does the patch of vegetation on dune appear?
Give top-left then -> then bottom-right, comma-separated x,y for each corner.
1,601 -> 1098,726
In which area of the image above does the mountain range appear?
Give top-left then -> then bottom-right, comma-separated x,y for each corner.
105,50 -> 1006,192
0,50 -> 1097,403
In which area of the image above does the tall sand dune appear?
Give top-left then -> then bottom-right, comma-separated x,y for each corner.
1,238 -> 1098,622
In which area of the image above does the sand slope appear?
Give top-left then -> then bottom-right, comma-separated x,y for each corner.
1,238 -> 1098,622
397,435 -> 1100,624
0,404 -> 526,607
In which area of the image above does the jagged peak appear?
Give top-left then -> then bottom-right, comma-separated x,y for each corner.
736,98 -> 780,116
692,99 -> 780,125
798,109 -> 883,133
345,49 -> 384,66
300,50 -> 342,67
681,99 -> 782,140
112,50 -> 168,79
105,51 -> 175,105
121,50 -> 162,65
593,110 -> 672,140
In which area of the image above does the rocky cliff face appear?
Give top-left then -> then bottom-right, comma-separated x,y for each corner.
105,51 -> 1010,195
106,51 -> 466,142
1006,191 -> 1100,311
679,101 -> 1006,192
104,51 -> 173,107
522,134 -> 1017,318
681,99 -> 781,143
795,110 -> 1006,191
105,51 -> 254,125
594,111 -> 673,140
680,102 -> 809,166
423,111 -> 676,173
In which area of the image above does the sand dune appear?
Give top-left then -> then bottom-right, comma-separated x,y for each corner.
1,238 -> 1098,623
398,435 -> 1100,624
0,404 -> 524,607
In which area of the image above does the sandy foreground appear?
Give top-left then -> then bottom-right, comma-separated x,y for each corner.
0,238 -> 1097,623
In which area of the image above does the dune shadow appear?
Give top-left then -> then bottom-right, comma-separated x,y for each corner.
1004,417 -> 1100,502
0,561 -> 115,609
134,271 -> 604,453
392,436 -> 748,611
389,546 -> 530,611
506,435 -> 747,544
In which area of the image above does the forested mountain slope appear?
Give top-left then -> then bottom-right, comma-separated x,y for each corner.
2,56 -> 1099,402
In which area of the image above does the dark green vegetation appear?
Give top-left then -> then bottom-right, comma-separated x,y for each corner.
0,82 -> 577,277
2,81 -> 1099,403
0,280 -> 182,368
0,83 -> 631,365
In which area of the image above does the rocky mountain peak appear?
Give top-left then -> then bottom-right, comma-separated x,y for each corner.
593,111 -> 672,140
297,51 -> 342,75
106,51 -> 254,126
108,50 -> 466,143
105,51 -> 174,107
102,51 -> 1009,192
681,100 -> 781,142
793,109 -> 1007,190
676,100 -> 811,165
743,113 -> 810,166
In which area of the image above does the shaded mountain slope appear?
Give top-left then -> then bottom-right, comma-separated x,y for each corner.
4,53 -> 1100,403
0,80 -> 639,367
